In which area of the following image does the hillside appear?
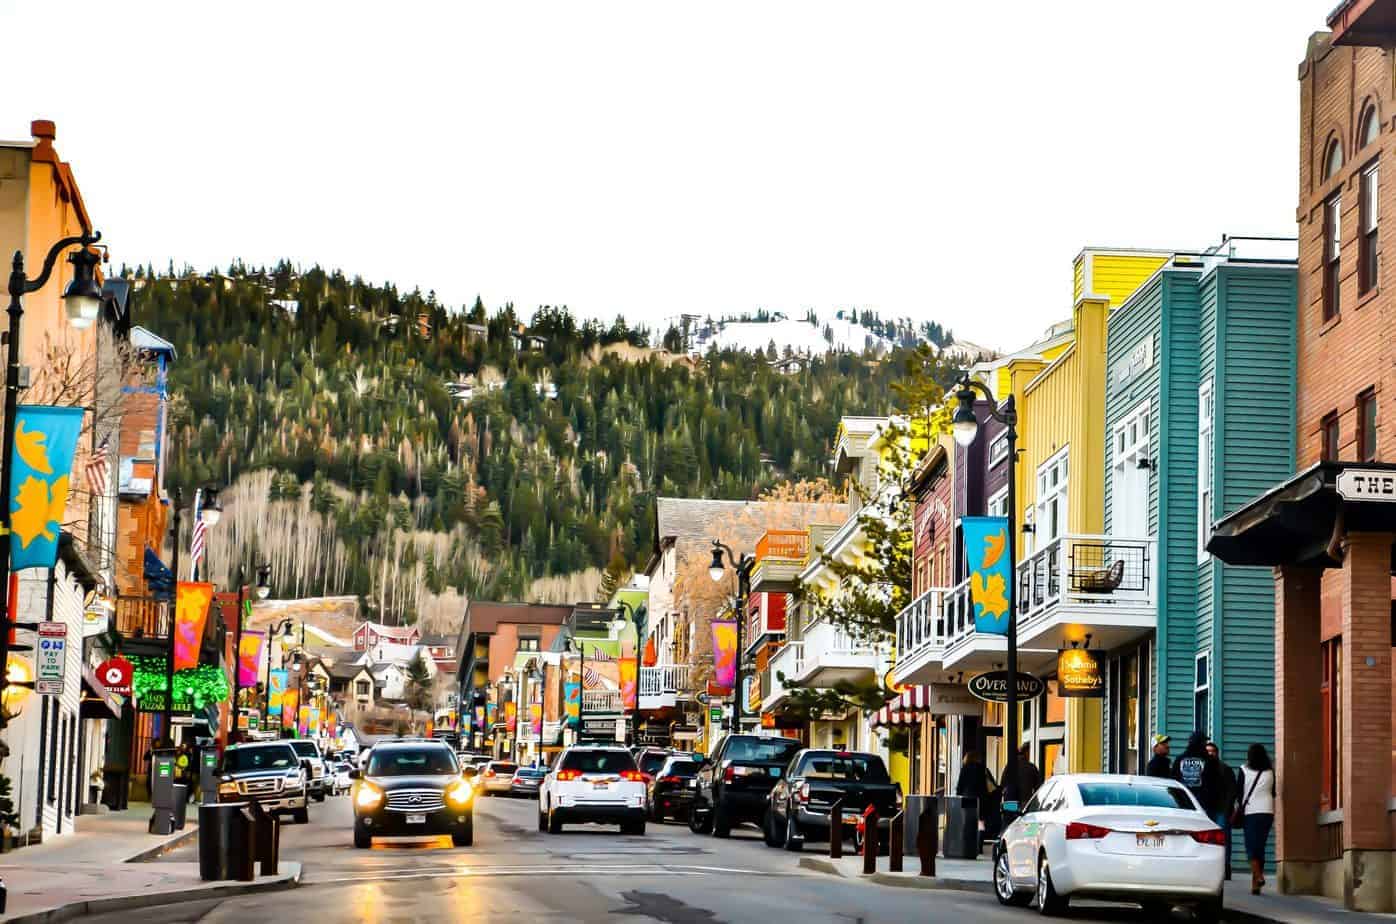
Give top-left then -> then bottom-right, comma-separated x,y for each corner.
129,261 -> 965,622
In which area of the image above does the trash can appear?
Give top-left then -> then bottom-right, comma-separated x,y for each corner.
941,795 -> 980,859
903,795 -> 938,856
171,784 -> 189,829
199,802 -> 247,881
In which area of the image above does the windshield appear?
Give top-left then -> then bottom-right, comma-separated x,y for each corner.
639,752 -> 670,775
367,748 -> 459,777
724,737 -> 801,764
662,760 -> 699,778
222,746 -> 297,773
798,753 -> 890,782
561,750 -> 636,773
1078,782 -> 1197,810
487,762 -> 518,774
289,741 -> 320,759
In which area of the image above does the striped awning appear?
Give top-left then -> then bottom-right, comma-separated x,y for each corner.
869,686 -> 932,727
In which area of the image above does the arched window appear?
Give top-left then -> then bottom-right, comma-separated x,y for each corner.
1360,103 -> 1381,149
1325,136 -> 1345,180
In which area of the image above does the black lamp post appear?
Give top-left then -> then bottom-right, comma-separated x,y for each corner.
0,232 -> 103,729
949,375 -> 1023,815
708,540 -> 754,735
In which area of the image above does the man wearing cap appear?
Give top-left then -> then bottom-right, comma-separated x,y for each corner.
1146,734 -> 1172,777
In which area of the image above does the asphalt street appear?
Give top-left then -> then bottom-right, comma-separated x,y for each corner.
115,791 -> 1182,923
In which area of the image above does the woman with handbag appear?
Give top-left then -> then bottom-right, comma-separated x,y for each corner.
1235,743 -> 1276,895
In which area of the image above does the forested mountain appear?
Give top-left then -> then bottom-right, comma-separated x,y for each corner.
129,261 -> 964,621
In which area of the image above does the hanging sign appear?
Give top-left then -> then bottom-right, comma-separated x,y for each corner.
710,620 -> 737,693
1057,649 -> 1106,698
1336,468 -> 1396,501
962,516 -> 1012,635
96,655 -> 133,695
967,670 -> 1044,703
36,621 -> 66,695
10,405 -> 84,571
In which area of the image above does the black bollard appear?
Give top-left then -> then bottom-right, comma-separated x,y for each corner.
861,806 -> 878,874
236,808 -> 258,882
889,811 -> 904,873
917,800 -> 938,878
829,799 -> 843,859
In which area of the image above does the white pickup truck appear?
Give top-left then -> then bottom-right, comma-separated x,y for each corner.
289,739 -> 328,802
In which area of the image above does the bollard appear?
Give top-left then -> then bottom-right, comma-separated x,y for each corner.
829,799 -> 843,859
236,808 -> 258,882
917,801 -> 938,878
889,811 -> 904,873
259,810 -> 280,876
861,805 -> 878,875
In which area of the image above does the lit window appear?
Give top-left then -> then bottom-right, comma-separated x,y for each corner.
1360,163 -> 1380,295
1324,194 -> 1342,321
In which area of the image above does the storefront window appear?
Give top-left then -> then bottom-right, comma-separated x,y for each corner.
1321,638 -> 1342,812
1123,654 -> 1140,774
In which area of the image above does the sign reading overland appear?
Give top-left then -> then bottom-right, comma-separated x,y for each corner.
967,670 -> 1045,703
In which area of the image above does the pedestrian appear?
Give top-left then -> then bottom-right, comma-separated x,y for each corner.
955,751 -> 999,852
1172,731 -> 1222,816
1002,743 -> 1042,808
1146,734 -> 1172,777
1206,740 -> 1237,880
1237,743 -> 1275,895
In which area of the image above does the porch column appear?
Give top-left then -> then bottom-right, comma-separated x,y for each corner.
1340,532 -> 1395,912
1274,563 -> 1323,896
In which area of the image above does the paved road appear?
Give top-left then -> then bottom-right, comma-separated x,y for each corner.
118,791 -> 1172,923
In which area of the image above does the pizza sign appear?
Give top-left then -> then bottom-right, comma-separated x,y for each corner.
97,655 -> 133,695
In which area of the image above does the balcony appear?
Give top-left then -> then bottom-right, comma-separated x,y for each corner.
115,596 -> 170,640
638,664 -> 691,711
1015,533 -> 1156,652
892,587 -> 950,686
761,641 -> 804,711
750,529 -> 809,594
790,619 -> 878,687
582,689 -> 623,715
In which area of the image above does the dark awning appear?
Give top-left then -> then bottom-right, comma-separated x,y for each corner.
1208,462 -> 1396,569
80,666 -> 123,719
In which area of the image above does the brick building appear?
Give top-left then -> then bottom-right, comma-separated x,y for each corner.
1209,5 -> 1396,911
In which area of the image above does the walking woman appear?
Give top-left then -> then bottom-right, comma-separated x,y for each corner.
1237,743 -> 1275,895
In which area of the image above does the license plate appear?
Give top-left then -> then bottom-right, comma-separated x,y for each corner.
688,780 -> 697,789
406,814 -> 427,825
592,781 -> 609,790
1136,834 -> 1165,848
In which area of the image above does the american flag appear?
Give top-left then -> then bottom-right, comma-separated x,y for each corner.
587,647 -> 614,662
189,488 -> 207,580
84,435 -> 111,497
581,666 -> 602,689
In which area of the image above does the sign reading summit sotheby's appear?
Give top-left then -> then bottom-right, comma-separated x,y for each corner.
967,670 -> 1044,703
1336,468 -> 1396,501
1056,648 -> 1105,698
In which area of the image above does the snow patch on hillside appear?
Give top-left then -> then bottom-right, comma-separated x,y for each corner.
704,316 -> 896,355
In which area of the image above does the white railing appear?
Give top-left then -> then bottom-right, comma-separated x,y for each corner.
638,664 -> 691,697
583,689 -> 623,713
894,586 -> 952,664
764,641 -> 804,707
1017,534 -> 1156,633
795,619 -> 878,683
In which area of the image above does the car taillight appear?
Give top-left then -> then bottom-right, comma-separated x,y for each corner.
723,766 -> 735,783
1191,828 -> 1227,846
1065,822 -> 1113,840
621,770 -> 645,782
796,782 -> 810,804
659,775 -> 681,784
483,769 -> 495,778
556,769 -> 582,781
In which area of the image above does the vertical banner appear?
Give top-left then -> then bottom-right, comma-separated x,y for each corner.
282,687 -> 299,729
619,657 -> 638,710
309,706 -> 321,735
505,700 -> 516,733
268,669 -> 288,715
10,405 -> 84,571
711,620 -> 737,693
485,701 -> 497,728
963,516 -> 1012,635
529,702 -> 542,736
564,680 -> 580,726
237,631 -> 264,688
298,704 -> 310,736
173,582 -> 215,670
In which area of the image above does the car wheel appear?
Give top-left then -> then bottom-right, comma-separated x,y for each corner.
994,847 -> 1030,906
547,806 -> 563,834
711,800 -> 731,838
621,819 -> 646,836
784,811 -> 803,852
689,802 -> 713,835
538,804 -> 548,833
1035,852 -> 1067,916
354,827 -> 371,849
650,802 -> 663,823
293,806 -> 310,825
313,791 -> 326,803
762,808 -> 782,848
452,820 -> 474,847
1191,895 -> 1222,924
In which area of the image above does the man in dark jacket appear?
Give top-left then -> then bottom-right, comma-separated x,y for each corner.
1172,731 -> 1223,815
1146,734 -> 1172,777
1002,743 -> 1042,807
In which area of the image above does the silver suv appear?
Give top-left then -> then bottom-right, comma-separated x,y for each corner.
217,741 -> 309,823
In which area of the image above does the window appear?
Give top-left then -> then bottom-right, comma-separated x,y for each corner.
723,736 -> 802,763
1324,194 -> 1342,321
1035,449 -> 1069,544
796,753 -> 890,782
518,636 -> 540,652
1361,163 -> 1380,294
1193,653 -> 1210,737
221,745 -> 298,773
560,749 -> 635,773
1322,411 -> 1341,462
1197,380 -> 1214,561
1320,639 -> 1342,812
355,679 -> 371,696
1360,103 -> 1381,149
1358,389 -> 1378,461
1324,137 -> 1345,180
1077,781 -> 1196,811
988,432 -> 1010,468
368,747 -> 459,777
1112,402 -> 1151,540
987,487 -> 1009,520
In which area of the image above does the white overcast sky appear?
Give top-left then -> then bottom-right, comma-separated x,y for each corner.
0,1 -> 1326,348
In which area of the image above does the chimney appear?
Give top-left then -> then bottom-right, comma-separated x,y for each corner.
30,119 -> 57,163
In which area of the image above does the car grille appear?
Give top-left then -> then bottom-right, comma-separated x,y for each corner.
385,789 -> 445,812
239,778 -> 281,796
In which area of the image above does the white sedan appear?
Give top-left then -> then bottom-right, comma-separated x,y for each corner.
993,773 -> 1225,921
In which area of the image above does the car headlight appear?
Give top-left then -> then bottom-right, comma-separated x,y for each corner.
356,781 -> 385,808
285,772 -> 303,786
218,782 -> 239,795
446,780 -> 474,806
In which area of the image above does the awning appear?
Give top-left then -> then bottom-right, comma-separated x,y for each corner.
79,666 -> 123,719
870,686 -> 932,727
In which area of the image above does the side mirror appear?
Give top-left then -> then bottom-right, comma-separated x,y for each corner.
348,768 -> 361,780
300,759 -> 312,771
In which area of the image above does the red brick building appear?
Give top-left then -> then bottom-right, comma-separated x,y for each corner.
1210,4 -> 1396,910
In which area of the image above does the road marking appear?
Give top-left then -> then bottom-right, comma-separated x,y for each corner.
306,863 -> 799,885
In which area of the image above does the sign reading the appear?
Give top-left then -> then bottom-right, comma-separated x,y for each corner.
1056,649 -> 1106,698
1336,468 -> 1396,502
36,621 -> 66,695
967,670 -> 1045,704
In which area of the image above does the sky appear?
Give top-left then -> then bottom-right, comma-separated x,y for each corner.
0,1 -> 1328,350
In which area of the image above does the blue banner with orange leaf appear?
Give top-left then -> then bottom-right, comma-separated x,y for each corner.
963,516 -> 1011,635
11,406 -> 84,571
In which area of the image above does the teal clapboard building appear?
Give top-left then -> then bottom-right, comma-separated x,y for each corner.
1101,240 -> 1296,775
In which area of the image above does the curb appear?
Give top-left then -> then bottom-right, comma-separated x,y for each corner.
3,862 -> 302,924
122,826 -> 199,864
796,856 -> 993,894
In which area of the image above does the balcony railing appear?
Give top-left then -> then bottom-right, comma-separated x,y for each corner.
792,619 -> 878,685
583,689 -> 623,714
1017,534 -> 1155,634
755,529 -> 808,563
763,641 -> 804,709
115,595 -> 170,639
639,664 -> 691,697
894,587 -> 951,667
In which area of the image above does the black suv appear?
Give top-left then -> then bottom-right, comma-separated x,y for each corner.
216,741 -> 309,824
689,734 -> 801,837
351,740 -> 475,848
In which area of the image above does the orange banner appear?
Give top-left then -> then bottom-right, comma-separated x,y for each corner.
282,687 -> 299,729
173,582 -> 214,671
620,657 -> 637,710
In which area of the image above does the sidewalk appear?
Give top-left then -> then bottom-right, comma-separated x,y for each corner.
0,806 -> 300,923
800,850 -> 1396,923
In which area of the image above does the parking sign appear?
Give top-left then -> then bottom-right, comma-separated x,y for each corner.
37,622 -> 66,695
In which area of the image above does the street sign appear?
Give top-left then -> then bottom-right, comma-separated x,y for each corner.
967,670 -> 1045,703
36,622 -> 66,695
1336,468 -> 1396,501
708,707 -> 721,724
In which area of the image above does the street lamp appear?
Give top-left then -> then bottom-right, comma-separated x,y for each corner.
255,563 -> 272,600
199,485 -> 222,527
708,540 -> 754,734
949,375 -> 1023,815
264,615 -> 294,729
0,230 -> 103,728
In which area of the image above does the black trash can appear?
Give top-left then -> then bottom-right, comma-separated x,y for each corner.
199,803 -> 247,881
941,795 -> 980,859
171,785 -> 189,829
903,795 -> 938,856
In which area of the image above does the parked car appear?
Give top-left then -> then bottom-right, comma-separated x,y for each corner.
763,749 -> 900,852
216,741 -> 309,823
689,734 -> 801,838
288,739 -> 328,802
332,760 -> 354,795
993,773 -> 1225,921
538,745 -> 647,835
648,754 -> 701,823
510,766 -> 547,798
350,739 -> 475,849
480,760 -> 519,795
633,747 -> 675,784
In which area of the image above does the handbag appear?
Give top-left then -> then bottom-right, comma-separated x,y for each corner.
1230,768 -> 1262,829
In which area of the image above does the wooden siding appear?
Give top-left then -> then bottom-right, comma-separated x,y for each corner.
1075,251 -> 1172,309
